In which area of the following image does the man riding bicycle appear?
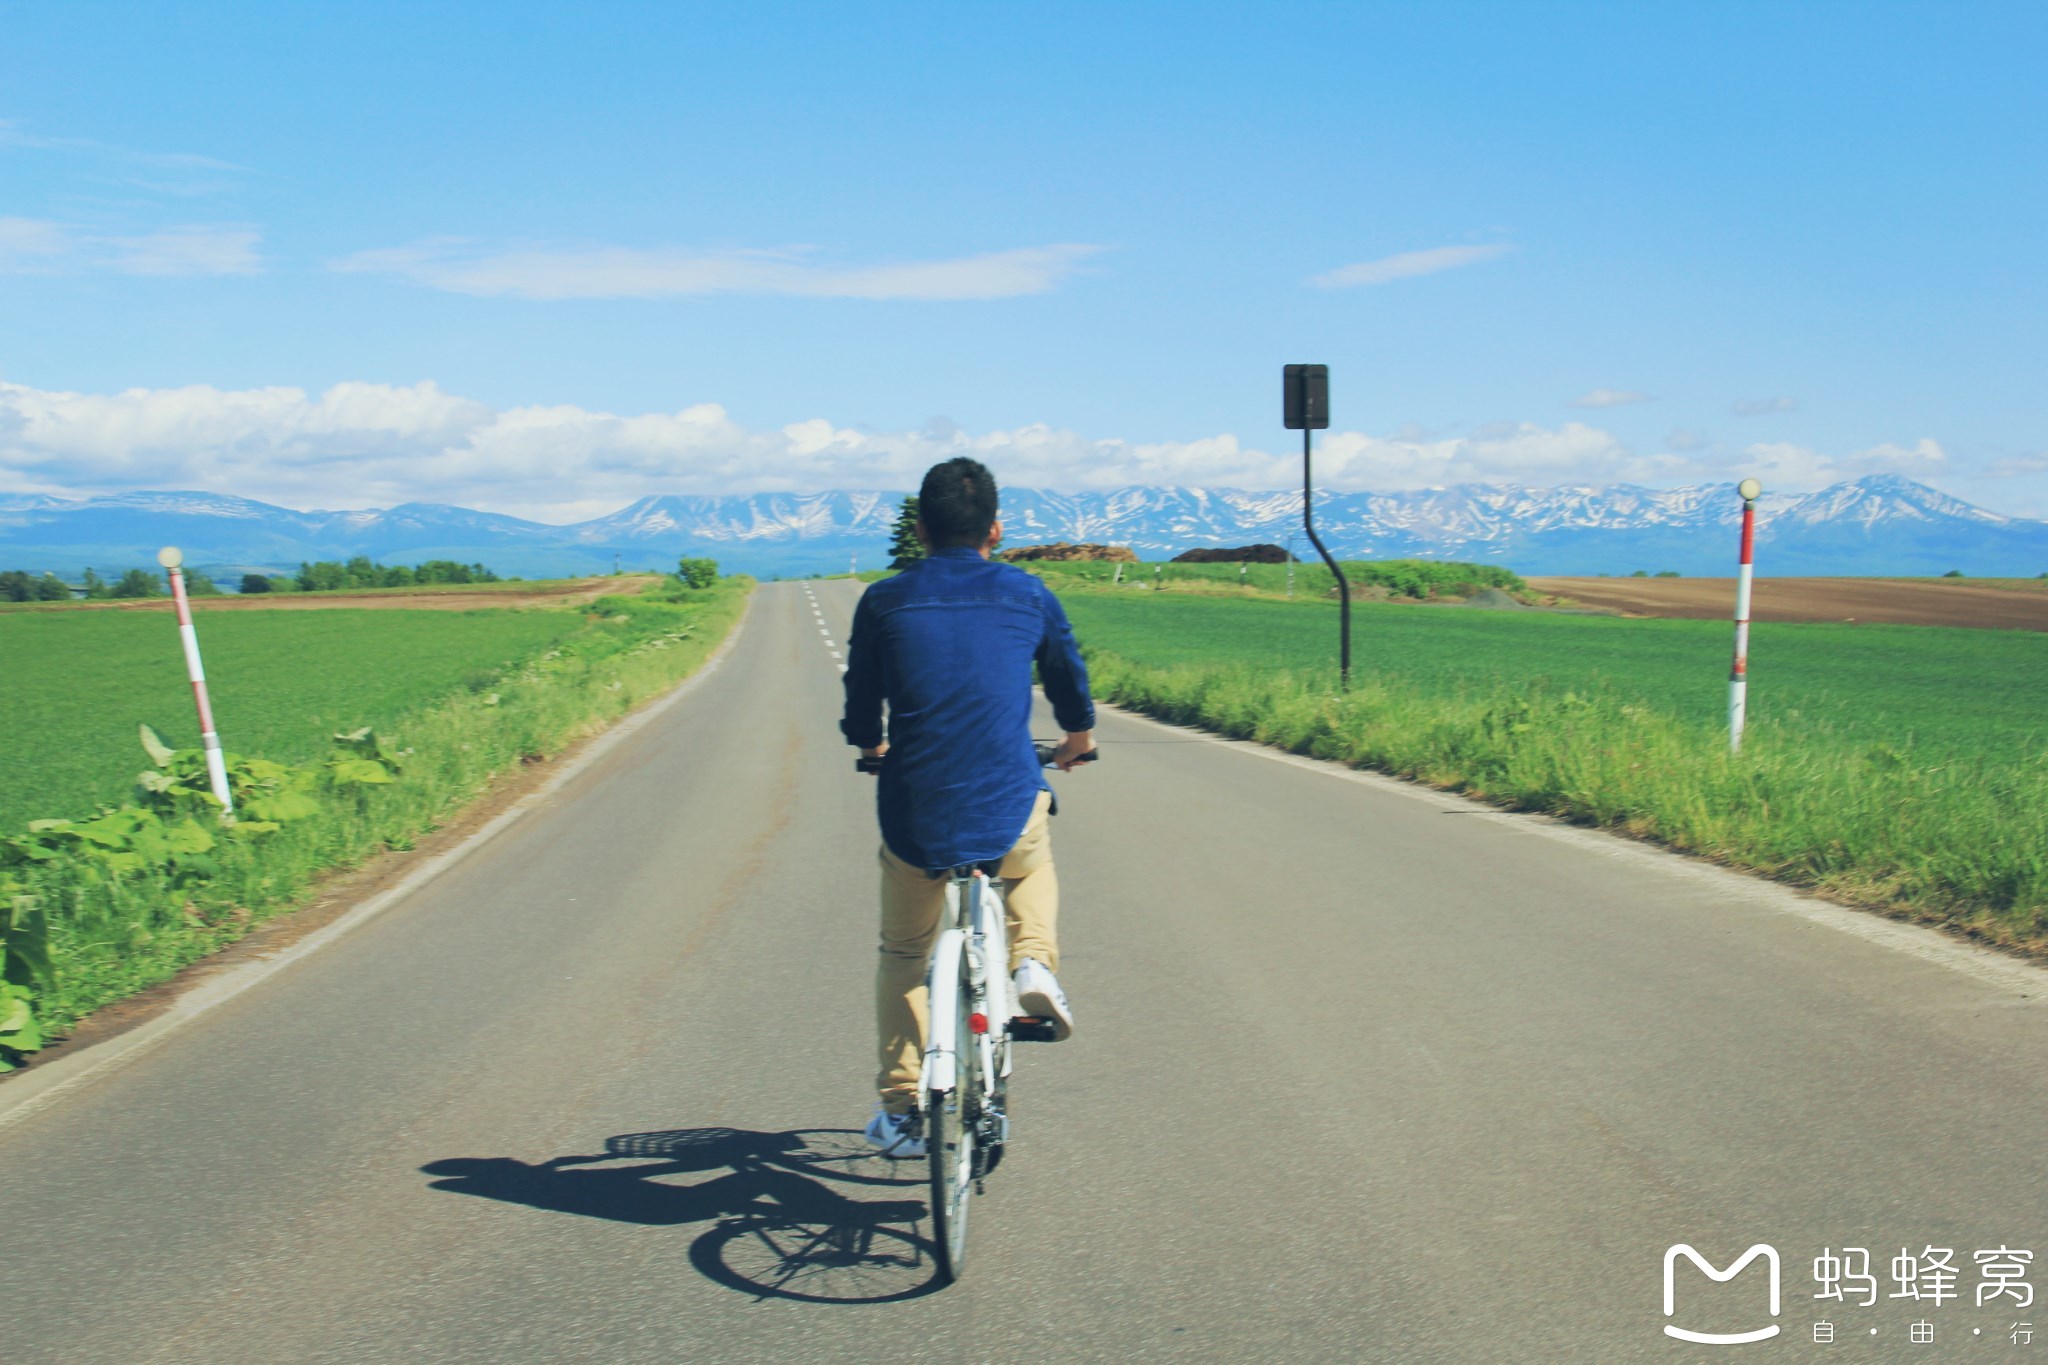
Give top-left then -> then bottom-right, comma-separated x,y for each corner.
842,457 -> 1096,1156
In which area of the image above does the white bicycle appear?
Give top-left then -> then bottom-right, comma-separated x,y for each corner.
858,742 -> 1096,1283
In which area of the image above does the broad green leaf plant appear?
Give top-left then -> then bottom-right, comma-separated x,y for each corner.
0,724 -> 408,1069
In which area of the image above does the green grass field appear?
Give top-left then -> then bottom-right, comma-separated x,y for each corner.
1048,581 -> 2048,940
1059,589 -> 2048,755
1022,556 -> 1529,601
3,608 -> 591,830
3,580 -> 752,1045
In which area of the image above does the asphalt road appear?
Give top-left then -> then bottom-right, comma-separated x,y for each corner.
3,580 -> 2045,1363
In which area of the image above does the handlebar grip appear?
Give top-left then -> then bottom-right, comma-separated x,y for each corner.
855,756 -> 885,774
1034,743 -> 1101,767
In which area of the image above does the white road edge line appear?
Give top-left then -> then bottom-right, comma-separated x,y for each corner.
0,594 -> 761,1136
1097,700 -> 2048,1001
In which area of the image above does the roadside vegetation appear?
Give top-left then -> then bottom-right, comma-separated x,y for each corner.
1052,586 -> 2048,949
1,571 -> 750,1065
1027,556 -> 1531,602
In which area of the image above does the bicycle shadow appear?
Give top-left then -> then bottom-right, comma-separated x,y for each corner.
420,1127 -> 943,1303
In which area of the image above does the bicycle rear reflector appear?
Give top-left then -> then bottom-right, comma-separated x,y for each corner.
969,1013 -> 989,1035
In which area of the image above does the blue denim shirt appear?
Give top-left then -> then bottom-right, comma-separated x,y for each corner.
841,548 -> 1095,871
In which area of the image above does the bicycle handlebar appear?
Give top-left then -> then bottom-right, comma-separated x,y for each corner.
855,745 -> 1100,775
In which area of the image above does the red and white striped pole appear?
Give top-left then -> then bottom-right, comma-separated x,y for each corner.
1728,478 -> 1762,754
157,546 -> 234,814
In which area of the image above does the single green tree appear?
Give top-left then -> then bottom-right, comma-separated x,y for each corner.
676,557 -> 719,590
240,573 -> 273,594
267,574 -> 298,593
184,569 -> 222,596
82,567 -> 111,599
0,570 -> 32,601
1942,568 -> 1964,578
1654,569 -> 1681,578
35,572 -> 70,600
1629,569 -> 1650,578
888,495 -> 923,569
111,568 -> 163,598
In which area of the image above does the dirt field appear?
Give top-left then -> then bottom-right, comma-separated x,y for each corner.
1527,577 -> 2048,631
14,576 -> 663,613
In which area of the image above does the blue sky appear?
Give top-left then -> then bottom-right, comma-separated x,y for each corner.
2,0 -> 2044,520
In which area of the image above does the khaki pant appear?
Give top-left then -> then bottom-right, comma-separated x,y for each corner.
875,789 -> 1057,1114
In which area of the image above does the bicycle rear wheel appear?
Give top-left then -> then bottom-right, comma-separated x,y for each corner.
926,948 -> 977,1283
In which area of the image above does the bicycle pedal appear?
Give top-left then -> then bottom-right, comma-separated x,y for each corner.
1008,1017 -> 1059,1042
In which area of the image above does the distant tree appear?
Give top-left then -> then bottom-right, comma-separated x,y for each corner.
1629,569 -> 1650,578
111,568 -> 163,598
379,564 -> 416,588
676,557 -> 719,590
1942,569 -> 1964,578
297,560 -> 347,592
240,573 -> 273,594
184,569 -> 222,596
1654,570 -> 1681,578
0,570 -> 33,601
267,575 -> 298,593
35,572 -> 70,600
888,495 -> 924,569
409,559 -> 500,585
82,567 -> 111,599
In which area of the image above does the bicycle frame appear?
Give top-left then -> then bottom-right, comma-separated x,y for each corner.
919,870 -> 1013,1127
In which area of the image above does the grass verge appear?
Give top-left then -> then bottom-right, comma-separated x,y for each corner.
6,578 -> 751,1046
1065,597 -> 2047,951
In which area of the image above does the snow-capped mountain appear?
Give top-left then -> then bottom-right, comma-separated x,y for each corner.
2,477 -> 2043,579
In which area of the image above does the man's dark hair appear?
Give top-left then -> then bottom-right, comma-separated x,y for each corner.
917,457 -> 999,548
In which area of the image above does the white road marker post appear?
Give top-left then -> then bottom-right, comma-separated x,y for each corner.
1728,478 -> 1762,754
158,547 -> 234,814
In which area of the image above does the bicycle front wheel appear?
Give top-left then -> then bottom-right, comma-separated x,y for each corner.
926,948 -> 977,1283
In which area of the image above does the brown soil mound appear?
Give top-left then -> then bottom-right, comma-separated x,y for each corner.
1527,577 -> 2048,632
1170,544 -> 1293,564
999,543 -> 1139,562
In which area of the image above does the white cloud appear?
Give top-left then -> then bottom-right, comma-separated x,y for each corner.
1665,428 -> 1711,453
1568,388 -> 1654,408
1732,438 -> 1947,491
1731,395 -> 1799,415
104,225 -> 263,276
330,240 -> 1104,301
0,378 -> 1981,519
1987,449 -> 2048,478
0,218 -> 262,276
1309,243 -> 1513,289
0,217 -> 70,269
0,119 -> 242,172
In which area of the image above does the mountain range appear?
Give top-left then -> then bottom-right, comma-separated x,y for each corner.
3,476 -> 2044,580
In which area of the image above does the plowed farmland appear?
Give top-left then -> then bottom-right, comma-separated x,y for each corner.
1528,576 -> 2048,631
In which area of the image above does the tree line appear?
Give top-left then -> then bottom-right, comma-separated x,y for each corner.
1,557 -> 501,601
243,558 -> 502,594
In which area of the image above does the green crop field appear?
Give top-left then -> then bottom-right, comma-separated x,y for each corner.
1046,580 -> 2048,941
3,608 -> 590,829
1058,590 -> 2048,756
2,580 -> 751,1054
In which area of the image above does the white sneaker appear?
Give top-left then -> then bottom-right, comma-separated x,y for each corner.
863,1106 -> 925,1158
1012,959 -> 1074,1041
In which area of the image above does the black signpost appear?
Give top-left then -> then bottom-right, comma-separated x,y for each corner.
1284,364 -> 1350,689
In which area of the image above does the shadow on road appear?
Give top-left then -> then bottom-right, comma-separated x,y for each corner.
421,1127 -> 943,1303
